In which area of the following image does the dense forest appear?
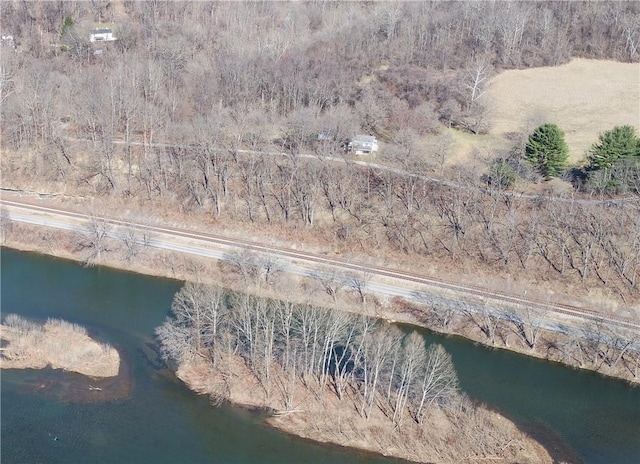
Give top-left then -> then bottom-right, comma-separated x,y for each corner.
2,1 -> 639,150
1,1 -> 639,303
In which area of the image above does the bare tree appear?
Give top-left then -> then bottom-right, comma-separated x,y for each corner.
119,226 -> 152,263
462,301 -> 502,347
225,250 -> 283,288
75,216 -> 111,266
155,318 -> 196,363
392,331 -> 426,428
257,253 -> 284,287
347,269 -> 372,306
595,323 -> 639,371
330,312 -> 361,400
448,55 -> 493,134
360,323 -> 401,419
155,283 -> 228,366
294,304 -> 330,381
429,303 -> 457,331
0,206 -> 13,244
156,280 -> 470,434
318,309 -> 352,391
0,53 -> 17,107
413,344 -> 459,424
311,269 -> 347,304
225,249 -> 260,285
465,56 -> 491,113
506,307 -> 547,351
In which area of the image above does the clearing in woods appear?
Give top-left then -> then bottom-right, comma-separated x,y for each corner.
486,58 -> 640,164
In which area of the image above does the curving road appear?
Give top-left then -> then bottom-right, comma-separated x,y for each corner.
2,194 -> 638,337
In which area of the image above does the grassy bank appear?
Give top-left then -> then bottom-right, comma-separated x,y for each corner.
0,314 -> 120,378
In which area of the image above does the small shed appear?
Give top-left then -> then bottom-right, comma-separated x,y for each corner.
89,28 -> 116,42
347,135 -> 379,154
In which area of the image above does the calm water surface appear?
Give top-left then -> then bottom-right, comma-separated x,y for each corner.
1,248 -> 639,463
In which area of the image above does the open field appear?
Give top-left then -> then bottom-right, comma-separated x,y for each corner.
487,58 -> 640,164
418,59 -> 639,175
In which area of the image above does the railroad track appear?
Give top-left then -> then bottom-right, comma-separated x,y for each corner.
2,196 -> 639,332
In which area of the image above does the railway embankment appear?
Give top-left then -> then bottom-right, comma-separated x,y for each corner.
1,193 -> 638,384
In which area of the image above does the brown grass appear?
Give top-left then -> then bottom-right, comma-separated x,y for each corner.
409,59 -> 639,179
178,356 -> 552,464
487,58 -> 640,163
0,315 -> 120,377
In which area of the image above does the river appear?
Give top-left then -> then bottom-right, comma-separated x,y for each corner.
1,248 -> 638,463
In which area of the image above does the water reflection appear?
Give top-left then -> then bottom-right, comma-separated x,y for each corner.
12,361 -> 131,402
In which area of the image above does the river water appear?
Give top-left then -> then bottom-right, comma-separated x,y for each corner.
1,248 -> 638,463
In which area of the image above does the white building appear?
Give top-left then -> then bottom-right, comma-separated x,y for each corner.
347,135 -> 379,154
89,28 -> 116,42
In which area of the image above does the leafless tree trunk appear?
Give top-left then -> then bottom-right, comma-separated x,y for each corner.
312,269 -> 347,304
462,301 -> 502,347
225,250 -> 283,288
392,331 -> 425,428
118,226 -> 152,263
361,324 -> 401,419
347,270 -> 372,306
0,206 -> 13,244
75,216 -> 111,266
414,344 -> 459,424
507,307 -> 546,351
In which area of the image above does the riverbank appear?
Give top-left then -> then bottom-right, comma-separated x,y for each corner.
394,298 -> 640,385
0,315 -> 120,378
177,354 -> 552,464
3,217 -> 638,385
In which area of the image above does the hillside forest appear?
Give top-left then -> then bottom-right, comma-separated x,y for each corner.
1,1 -> 639,306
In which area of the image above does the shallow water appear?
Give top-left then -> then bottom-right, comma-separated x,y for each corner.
1,248 -> 639,463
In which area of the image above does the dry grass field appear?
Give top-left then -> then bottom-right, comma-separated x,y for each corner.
487,58 -> 640,164
420,59 -> 639,173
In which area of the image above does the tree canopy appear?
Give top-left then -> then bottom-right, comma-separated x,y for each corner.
525,124 -> 569,179
587,125 -> 640,171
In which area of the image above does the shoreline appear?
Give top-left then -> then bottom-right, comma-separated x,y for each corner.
394,299 -> 640,386
3,227 -> 638,386
0,242 -> 615,463
0,316 -> 120,378
176,356 -> 552,464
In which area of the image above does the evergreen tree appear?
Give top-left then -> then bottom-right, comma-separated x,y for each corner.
587,125 -> 640,171
525,124 -> 569,178
61,16 -> 75,39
